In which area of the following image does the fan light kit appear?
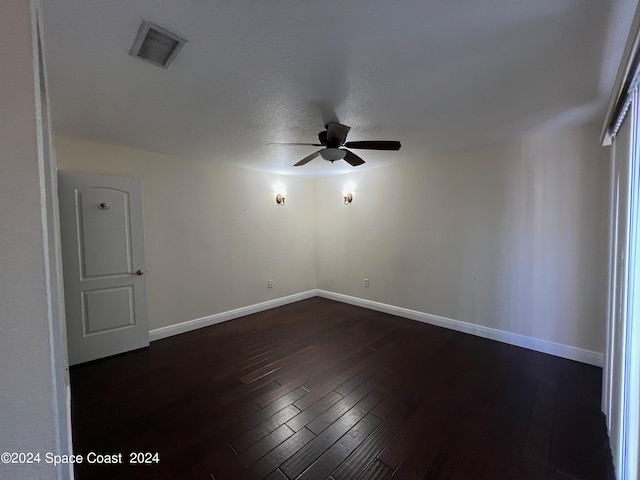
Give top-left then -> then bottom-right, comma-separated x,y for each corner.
272,122 -> 401,167
320,148 -> 347,161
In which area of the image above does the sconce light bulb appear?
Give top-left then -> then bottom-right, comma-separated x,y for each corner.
342,181 -> 356,198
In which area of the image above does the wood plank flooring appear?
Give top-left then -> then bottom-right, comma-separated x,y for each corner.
70,297 -> 614,479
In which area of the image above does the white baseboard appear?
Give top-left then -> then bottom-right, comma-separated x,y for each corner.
148,290 -> 317,342
149,288 -> 603,367
316,290 -> 604,367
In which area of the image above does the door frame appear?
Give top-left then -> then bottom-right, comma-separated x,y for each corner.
32,1 -> 74,477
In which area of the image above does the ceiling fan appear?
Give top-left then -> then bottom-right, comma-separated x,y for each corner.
274,122 -> 401,167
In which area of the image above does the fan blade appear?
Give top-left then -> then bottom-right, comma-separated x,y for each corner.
269,142 -> 323,146
343,150 -> 365,167
293,150 -> 322,166
326,122 -> 351,145
344,140 -> 401,150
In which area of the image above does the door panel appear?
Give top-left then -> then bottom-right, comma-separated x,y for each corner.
82,286 -> 134,334
59,172 -> 149,365
79,187 -> 132,277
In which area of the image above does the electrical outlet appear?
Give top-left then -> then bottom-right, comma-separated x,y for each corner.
268,279 -> 273,288
364,278 -> 369,287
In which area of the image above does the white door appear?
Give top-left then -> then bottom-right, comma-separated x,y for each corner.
58,172 -> 149,365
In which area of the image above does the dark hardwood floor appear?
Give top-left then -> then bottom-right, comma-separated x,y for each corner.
70,297 -> 614,479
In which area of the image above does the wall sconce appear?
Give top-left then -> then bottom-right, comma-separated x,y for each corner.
342,181 -> 355,205
274,183 -> 287,206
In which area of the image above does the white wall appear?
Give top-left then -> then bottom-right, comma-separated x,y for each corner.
0,1 -> 70,479
55,124 -> 610,357
315,123 -> 610,354
55,137 -> 317,330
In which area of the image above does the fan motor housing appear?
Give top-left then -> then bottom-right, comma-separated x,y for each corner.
318,130 -> 329,146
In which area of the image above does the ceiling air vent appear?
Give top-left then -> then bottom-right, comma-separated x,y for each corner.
129,21 -> 187,69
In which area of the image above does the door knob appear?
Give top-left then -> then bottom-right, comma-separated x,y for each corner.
136,269 -> 145,276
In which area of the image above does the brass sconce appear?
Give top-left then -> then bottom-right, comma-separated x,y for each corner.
274,183 -> 287,206
342,181 -> 355,205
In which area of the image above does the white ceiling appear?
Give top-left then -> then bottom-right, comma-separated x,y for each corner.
41,0 -> 636,177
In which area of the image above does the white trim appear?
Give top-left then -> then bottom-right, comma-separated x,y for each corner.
316,290 -> 604,367
149,289 -> 603,367
149,290 -> 317,341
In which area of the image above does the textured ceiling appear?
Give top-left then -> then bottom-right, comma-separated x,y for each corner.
41,0 -> 636,177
